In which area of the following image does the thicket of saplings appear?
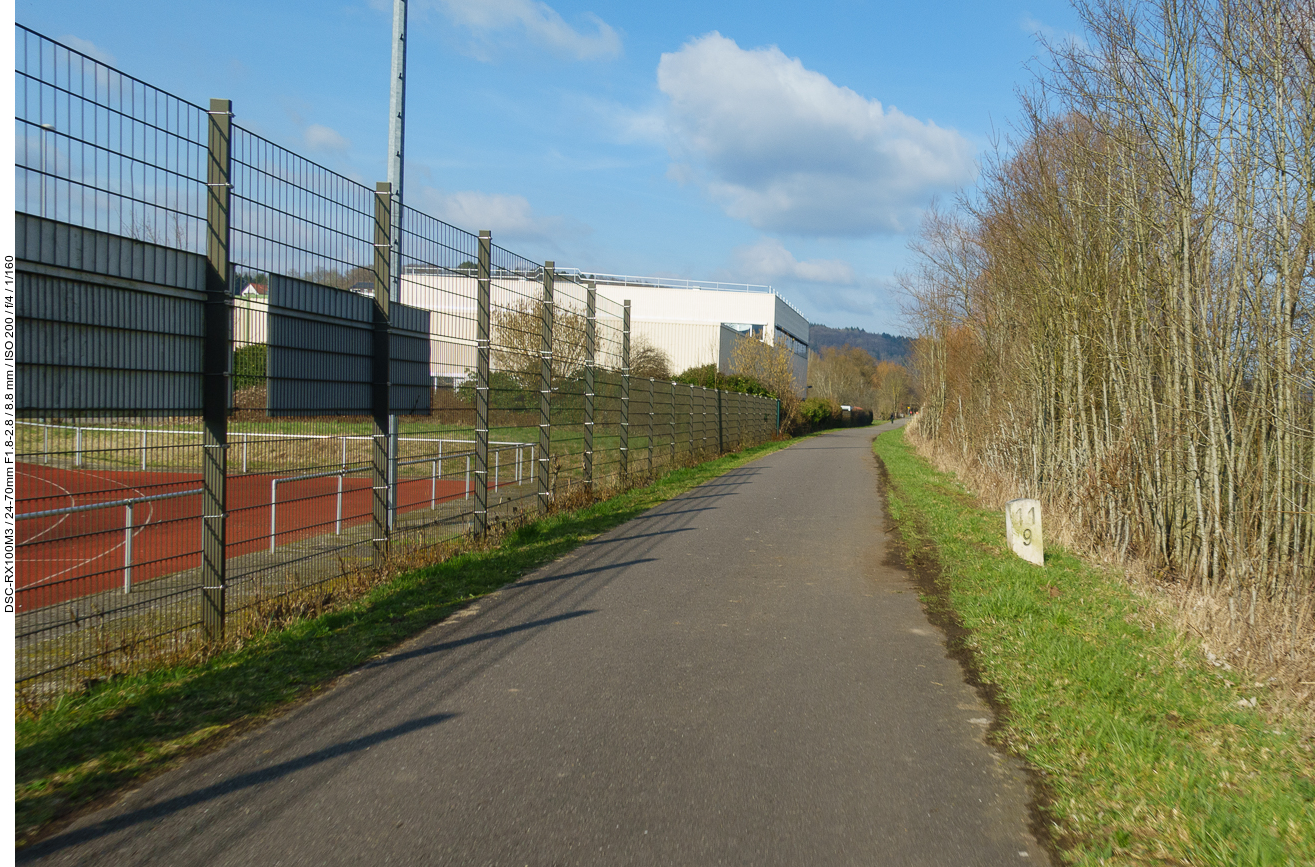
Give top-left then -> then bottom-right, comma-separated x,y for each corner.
805,344 -> 917,424
901,0 -> 1313,716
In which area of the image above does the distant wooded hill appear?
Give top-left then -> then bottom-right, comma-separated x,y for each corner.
809,326 -> 913,364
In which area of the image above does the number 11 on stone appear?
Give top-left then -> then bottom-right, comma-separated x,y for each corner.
1005,498 -> 1044,566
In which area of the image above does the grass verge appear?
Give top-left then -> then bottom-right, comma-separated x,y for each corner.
874,427 -> 1315,866
15,436 -> 800,849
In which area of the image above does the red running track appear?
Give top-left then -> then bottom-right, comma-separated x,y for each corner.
16,463 -> 487,612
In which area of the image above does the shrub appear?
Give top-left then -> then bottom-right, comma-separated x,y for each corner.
799,395 -> 839,426
232,344 -> 267,391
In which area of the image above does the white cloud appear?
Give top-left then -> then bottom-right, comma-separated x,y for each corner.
734,238 -> 856,285
1021,16 -> 1086,50
59,35 -> 116,66
427,0 -> 621,61
416,187 -> 576,243
304,123 -> 350,153
656,33 -> 975,236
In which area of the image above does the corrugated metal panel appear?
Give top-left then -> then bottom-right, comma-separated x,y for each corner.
232,297 -> 268,344
267,275 -> 372,415
630,320 -> 722,378
16,214 -> 206,292
389,301 -> 432,415
603,284 -> 776,330
267,274 -> 432,416
16,270 -> 204,414
718,324 -> 738,373
773,298 -> 811,349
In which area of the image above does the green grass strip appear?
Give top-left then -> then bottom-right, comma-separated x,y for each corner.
15,436 -> 801,848
874,428 -> 1315,866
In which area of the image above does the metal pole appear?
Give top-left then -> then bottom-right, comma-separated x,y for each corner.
386,0 -> 407,536
620,300 -> 630,481
372,183 -> 393,564
201,97 -> 232,642
269,479 -> 277,551
474,231 -> 491,535
647,378 -> 654,475
583,282 -> 595,488
537,262 -> 554,510
123,503 -> 133,593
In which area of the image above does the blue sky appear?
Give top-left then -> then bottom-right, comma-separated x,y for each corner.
15,0 -> 1083,334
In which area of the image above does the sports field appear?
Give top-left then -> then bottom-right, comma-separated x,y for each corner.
15,462 -> 481,612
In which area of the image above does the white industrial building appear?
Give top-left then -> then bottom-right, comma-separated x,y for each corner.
231,270 -> 810,395
577,272 -> 810,395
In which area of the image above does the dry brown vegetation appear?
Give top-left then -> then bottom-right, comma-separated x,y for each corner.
904,414 -> 1315,724
902,0 -> 1314,717
491,297 -> 590,382
807,345 -> 916,418
729,336 -> 803,426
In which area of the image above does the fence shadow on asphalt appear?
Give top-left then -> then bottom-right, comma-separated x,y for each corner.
584,527 -> 697,546
17,712 -> 458,861
630,506 -> 719,520
363,608 -> 599,669
514,558 -> 659,589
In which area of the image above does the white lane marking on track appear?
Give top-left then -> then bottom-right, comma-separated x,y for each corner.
19,468 -> 154,588
16,467 -> 75,544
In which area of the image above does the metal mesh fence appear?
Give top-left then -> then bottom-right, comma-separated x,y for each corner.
13,25 -> 782,701
16,25 -> 209,253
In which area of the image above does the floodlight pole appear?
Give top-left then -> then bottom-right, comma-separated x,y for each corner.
385,0 -> 407,529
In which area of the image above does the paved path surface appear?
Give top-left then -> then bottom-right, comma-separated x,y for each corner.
22,423 -> 1049,866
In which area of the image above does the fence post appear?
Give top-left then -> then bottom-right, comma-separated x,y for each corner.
669,380 -> 676,465
371,183 -> 394,564
620,301 -> 630,481
689,384 -> 699,457
474,230 -> 491,536
537,262 -> 554,510
583,282 -> 596,488
124,503 -> 134,593
200,98 -> 232,642
647,377 -> 655,476
701,387 -> 709,455
717,386 -> 724,454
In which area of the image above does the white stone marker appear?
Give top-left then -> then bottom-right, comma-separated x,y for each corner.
1005,498 -> 1044,566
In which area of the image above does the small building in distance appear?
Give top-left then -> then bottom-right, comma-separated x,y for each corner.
569,272 -> 810,395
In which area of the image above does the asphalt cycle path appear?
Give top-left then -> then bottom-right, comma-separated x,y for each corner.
22,422 -> 1049,866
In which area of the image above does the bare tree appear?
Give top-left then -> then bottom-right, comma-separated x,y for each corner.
491,297 -> 588,383
904,0 -> 1315,601
730,335 -> 802,429
630,334 -> 673,380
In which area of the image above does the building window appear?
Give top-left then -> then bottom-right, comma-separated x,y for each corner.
774,326 -> 808,359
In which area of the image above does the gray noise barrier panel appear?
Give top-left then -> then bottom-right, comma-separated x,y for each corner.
267,274 -> 431,416
16,216 -> 207,415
